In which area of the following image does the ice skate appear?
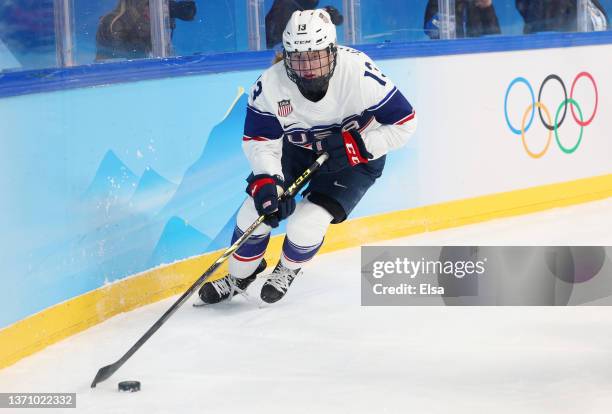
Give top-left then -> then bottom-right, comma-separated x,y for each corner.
260,262 -> 302,304
198,259 -> 267,304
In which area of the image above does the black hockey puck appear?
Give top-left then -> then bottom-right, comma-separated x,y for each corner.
118,380 -> 141,392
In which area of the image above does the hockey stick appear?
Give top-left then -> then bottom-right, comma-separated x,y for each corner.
91,152 -> 329,388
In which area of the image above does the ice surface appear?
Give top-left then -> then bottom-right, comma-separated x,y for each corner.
1,198 -> 611,413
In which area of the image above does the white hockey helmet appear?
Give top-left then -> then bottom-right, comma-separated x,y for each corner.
282,8 -> 337,52
282,9 -> 338,101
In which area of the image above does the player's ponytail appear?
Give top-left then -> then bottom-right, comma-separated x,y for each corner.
272,52 -> 283,65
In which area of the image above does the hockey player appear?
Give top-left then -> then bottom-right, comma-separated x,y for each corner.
198,8 -> 417,304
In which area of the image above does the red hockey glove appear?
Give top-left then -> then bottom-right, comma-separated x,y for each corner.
314,129 -> 373,174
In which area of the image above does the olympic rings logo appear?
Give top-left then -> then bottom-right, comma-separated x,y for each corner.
504,72 -> 598,158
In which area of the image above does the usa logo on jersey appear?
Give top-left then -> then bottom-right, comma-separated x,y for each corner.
277,99 -> 293,117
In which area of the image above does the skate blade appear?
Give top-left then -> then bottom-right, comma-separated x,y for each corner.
192,301 -> 212,308
192,292 -> 267,308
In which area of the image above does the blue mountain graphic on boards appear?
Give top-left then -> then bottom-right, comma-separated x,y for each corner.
159,91 -> 252,240
206,208 -> 239,252
130,167 -> 177,215
149,216 -> 213,267
84,149 -> 138,204
72,151 -> 169,286
73,90 -> 256,282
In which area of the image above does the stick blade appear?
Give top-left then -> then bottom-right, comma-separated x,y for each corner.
91,362 -> 120,388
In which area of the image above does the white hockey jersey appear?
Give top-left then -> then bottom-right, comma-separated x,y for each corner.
243,46 -> 417,178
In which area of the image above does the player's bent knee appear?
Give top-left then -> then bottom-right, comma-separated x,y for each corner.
286,198 -> 333,245
236,197 -> 272,235
306,192 -> 347,224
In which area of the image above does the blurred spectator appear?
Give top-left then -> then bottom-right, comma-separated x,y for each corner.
96,0 -> 196,61
586,0 -> 609,30
265,0 -> 343,49
516,0 -> 608,34
424,0 -> 501,39
169,1 -> 197,33
0,0 -> 55,53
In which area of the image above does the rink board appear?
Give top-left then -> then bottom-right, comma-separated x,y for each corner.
1,40 -> 612,368
2,173 -> 611,369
